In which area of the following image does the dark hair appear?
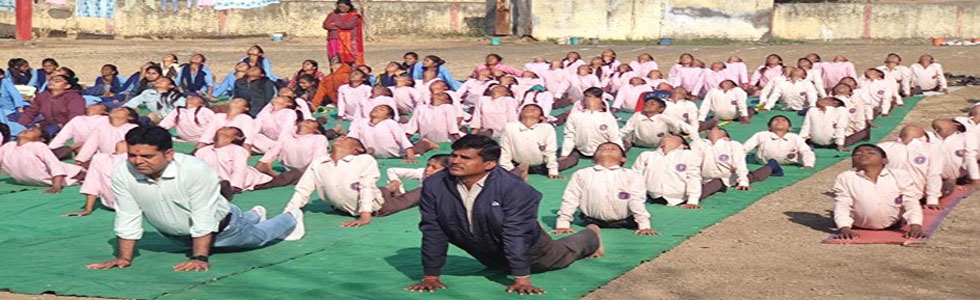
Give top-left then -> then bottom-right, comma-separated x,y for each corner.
58,67 -> 77,80
429,154 -> 451,168
39,128 -> 52,144
144,64 -> 163,75
120,107 -> 140,124
424,55 -> 446,67
404,52 -> 419,60
886,53 -> 902,62
768,115 -> 792,128
359,65 -> 373,74
125,126 -> 173,151
853,144 -> 887,159
51,74 -> 82,91
249,45 -> 265,55
223,126 -> 246,146
644,97 -> 667,108
451,134 -> 501,162
102,64 -> 119,76
7,58 -> 27,70
334,0 -> 357,13
175,98 -> 208,127
583,87 -> 604,99
596,141 -> 626,159
0,123 -> 9,144
766,54 -> 784,67
41,58 -> 58,67
165,54 -> 179,64
295,60 -> 319,80
487,53 -> 503,63
294,74 -> 320,99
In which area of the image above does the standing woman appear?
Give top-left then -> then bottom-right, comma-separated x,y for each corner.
323,0 -> 365,66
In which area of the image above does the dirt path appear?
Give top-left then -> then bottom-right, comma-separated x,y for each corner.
1,39 -> 979,300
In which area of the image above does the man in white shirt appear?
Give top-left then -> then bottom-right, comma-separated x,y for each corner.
555,142 -> 657,235
832,144 -> 926,240
931,119 -> 980,201
86,126 -> 300,272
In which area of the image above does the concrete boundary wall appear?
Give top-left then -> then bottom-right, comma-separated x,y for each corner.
0,0 -> 486,38
773,2 -> 980,40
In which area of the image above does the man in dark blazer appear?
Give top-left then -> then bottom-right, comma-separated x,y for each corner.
406,135 -> 602,295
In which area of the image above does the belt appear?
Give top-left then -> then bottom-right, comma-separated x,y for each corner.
216,212 -> 232,233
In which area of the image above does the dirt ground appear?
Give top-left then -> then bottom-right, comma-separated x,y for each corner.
1,38 -> 979,300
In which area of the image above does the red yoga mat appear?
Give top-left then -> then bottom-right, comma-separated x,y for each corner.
823,186 -> 973,245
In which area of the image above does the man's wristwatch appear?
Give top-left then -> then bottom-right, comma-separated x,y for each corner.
191,255 -> 209,262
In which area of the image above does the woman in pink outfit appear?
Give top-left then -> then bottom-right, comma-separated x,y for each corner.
403,92 -> 462,143
254,96 -> 302,153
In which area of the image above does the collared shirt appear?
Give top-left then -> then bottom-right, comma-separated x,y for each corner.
348,118 -> 414,159
633,148 -> 702,205
404,104 -> 461,143
878,138 -> 944,205
113,154 -> 230,239
456,173 -> 489,231
499,121 -> 559,175
195,144 -> 272,191
74,122 -> 139,163
663,99 -> 699,130
80,152 -> 126,209
910,63 -> 947,91
743,131 -> 816,167
198,113 -> 257,145
621,112 -> 696,148
287,154 -> 383,215
750,65 -> 783,88
833,168 -> 924,229
837,94 -> 873,134
691,138 -> 750,187
259,133 -> 329,171
470,96 -> 519,138
158,107 -> 215,142
930,131 -> 980,181
612,83 -> 653,111
877,65 -> 912,96
561,110 -> 623,157
699,87 -> 749,121
804,67 -> 827,98
858,78 -> 900,114
800,106 -> 849,146
557,165 -> 650,230
336,83 -> 372,120
0,141 -> 83,186
48,115 -> 107,149
765,79 -> 818,111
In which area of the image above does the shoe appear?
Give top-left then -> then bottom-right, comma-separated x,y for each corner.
768,159 -> 784,177
250,205 -> 267,222
284,208 -> 305,241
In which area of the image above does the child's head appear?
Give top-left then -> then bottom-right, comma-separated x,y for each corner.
864,68 -> 884,80
17,127 -> 48,143
423,55 -> 445,68
429,80 -> 448,93
532,56 -> 546,63
642,98 -> 666,115
395,74 -> 414,87
589,57 -> 604,67
932,119 -> 964,139
247,45 -> 265,57
424,154 -> 451,177
189,53 -> 206,65
297,74 -> 318,91
839,77 -> 857,89
246,66 -> 265,78
143,64 -> 162,82
659,134 -> 686,152
232,62 -> 250,73
385,61 -> 402,73
162,54 -> 178,65
576,65 -> 591,76
8,58 -> 29,72
593,142 -> 627,167
491,69 -> 506,79
302,60 -> 319,72
101,64 -> 118,77
679,53 -> 694,65
565,51 -> 581,61
369,104 -> 396,120
727,55 -> 744,63
229,98 -> 251,113
485,53 -> 503,65
350,69 -> 367,83
616,64 -> 632,74
332,136 -> 367,154
918,54 -> 934,65
832,83 -> 853,97
431,92 -> 451,106
601,49 -> 617,61
358,65 -> 373,75
520,71 -> 537,79
765,54 -> 783,67
782,66 -> 796,77
637,53 -> 654,62
296,119 -> 323,135
797,57 -> 813,70
790,68 -> 807,80
628,77 -> 646,86
109,107 -> 140,124
154,77 -> 176,91
767,115 -> 792,132
647,70 -> 663,80
805,53 -> 821,63
549,60 -> 562,69
710,61 -> 726,71
656,82 -> 673,91
582,87 -> 606,111
832,55 -> 848,62
671,87 -> 689,100
86,104 -> 108,116
403,52 -> 419,66
371,86 -> 393,98
185,95 -> 206,108
720,80 -> 737,90
707,127 -> 729,141
272,96 -> 297,109
498,75 -> 517,87
214,127 -> 246,147
489,84 -> 513,98
41,58 -> 59,73
518,104 -> 545,122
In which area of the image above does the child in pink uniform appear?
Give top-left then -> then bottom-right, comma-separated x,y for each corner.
644,70 -> 668,88
198,98 -> 257,151
253,96 -> 301,153
910,54 -> 948,93
613,77 -> 653,113
354,86 -> 399,121
276,88 -> 314,121
821,55 -> 857,91
74,107 -> 140,164
404,92 -> 461,143
458,69 -> 498,109
336,69 -> 372,121
469,84 -> 519,138
65,141 -> 127,216
598,49 -> 621,83
158,96 -> 215,142
561,51 -> 585,76
749,54 -> 784,96
668,54 -> 705,98
391,74 -> 421,115
424,80 -> 465,119
0,127 -> 83,192
257,119 -> 329,176
606,64 -> 639,95
629,53 -> 659,79
196,127 -> 302,193
726,56 -> 750,87
541,61 -> 570,100
349,105 -> 438,162
700,62 -> 730,97
49,104 -> 108,160
567,65 -> 602,103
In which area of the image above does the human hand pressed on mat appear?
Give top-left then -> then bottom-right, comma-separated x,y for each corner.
924,204 -> 942,211
904,224 -> 927,239
634,229 -> 659,236
173,260 -> 209,272
64,210 -> 93,217
406,276 -> 446,293
86,258 -> 131,270
547,174 -> 563,179
552,228 -> 575,235
341,213 -> 372,227
507,277 -> 545,295
681,204 -> 701,209
836,227 -> 859,240
735,185 -> 752,191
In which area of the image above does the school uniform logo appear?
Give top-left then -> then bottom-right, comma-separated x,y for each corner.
787,152 -> 797,159
798,91 -> 806,97
350,182 -> 360,191
657,132 -> 665,138
849,108 -> 857,114
956,149 -> 967,157
617,192 -> 631,200
682,113 -> 690,121
894,195 -> 903,205
599,124 -> 609,131
675,164 -> 687,172
914,156 -> 927,165
877,90 -> 885,95
538,143 -> 547,151
718,154 -> 730,162
730,100 -> 738,105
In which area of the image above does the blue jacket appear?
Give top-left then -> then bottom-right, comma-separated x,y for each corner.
410,63 -> 462,91
419,167 -> 543,277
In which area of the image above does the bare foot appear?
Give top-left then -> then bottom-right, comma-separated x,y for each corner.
586,224 -> 604,258
421,138 -> 441,152
332,124 -> 347,136
516,164 -> 530,182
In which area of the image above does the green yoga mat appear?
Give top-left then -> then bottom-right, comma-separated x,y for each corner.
0,97 -> 923,300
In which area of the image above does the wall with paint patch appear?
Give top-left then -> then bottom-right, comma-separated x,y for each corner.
773,2 -> 980,40
530,0 -> 775,41
0,0 -> 486,38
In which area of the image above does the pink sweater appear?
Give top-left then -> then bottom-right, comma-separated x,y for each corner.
0,141 -> 83,186
259,132 -> 329,170
195,144 -> 272,191
348,118 -> 414,158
